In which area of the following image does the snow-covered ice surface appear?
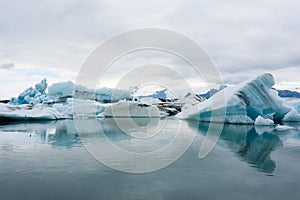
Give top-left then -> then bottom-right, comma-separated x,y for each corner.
180,73 -> 298,124
282,109 -> 300,122
99,100 -> 160,118
138,97 -> 162,105
0,103 -> 70,120
132,84 -> 176,102
181,92 -> 206,109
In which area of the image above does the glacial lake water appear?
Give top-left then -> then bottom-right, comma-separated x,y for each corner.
0,118 -> 300,200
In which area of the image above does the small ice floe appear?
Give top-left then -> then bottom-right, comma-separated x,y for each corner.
274,124 -> 295,132
254,116 -> 275,126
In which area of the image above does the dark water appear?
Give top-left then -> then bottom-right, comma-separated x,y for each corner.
0,118 -> 300,200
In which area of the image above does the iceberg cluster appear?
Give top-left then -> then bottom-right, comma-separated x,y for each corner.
180,73 -> 300,124
1,79 -> 160,120
1,73 -> 299,122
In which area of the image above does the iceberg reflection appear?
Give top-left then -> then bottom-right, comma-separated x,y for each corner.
0,120 -> 81,150
0,119 -> 285,174
190,122 -> 283,174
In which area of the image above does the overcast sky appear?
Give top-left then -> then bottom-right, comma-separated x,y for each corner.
0,0 -> 300,98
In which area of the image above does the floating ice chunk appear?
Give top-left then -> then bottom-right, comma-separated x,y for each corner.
181,73 -> 291,124
255,116 -> 274,126
0,103 -> 70,120
274,124 -> 295,131
99,100 -> 160,118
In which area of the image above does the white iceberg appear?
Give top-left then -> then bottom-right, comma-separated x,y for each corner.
180,73 -> 293,124
99,100 -> 160,118
53,98 -> 106,117
0,103 -> 70,120
254,116 -> 274,126
132,84 -> 176,102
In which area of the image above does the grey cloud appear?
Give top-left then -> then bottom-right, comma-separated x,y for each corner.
168,0 -> 300,74
0,62 -> 15,69
0,0 -> 299,96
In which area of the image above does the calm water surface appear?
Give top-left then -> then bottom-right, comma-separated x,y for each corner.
0,118 -> 300,200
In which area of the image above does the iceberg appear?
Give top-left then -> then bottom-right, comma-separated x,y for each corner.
0,103 -> 70,120
48,81 -> 131,103
99,100 -> 160,118
53,98 -> 106,117
48,81 -> 80,97
9,79 -> 54,105
180,73 -> 293,124
254,116 -> 275,126
132,85 -> 177,102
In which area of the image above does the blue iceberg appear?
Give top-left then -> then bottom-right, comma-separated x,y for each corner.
9,79 -> 54,105
48,81 -> 131,103
180,73 -> 297,124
